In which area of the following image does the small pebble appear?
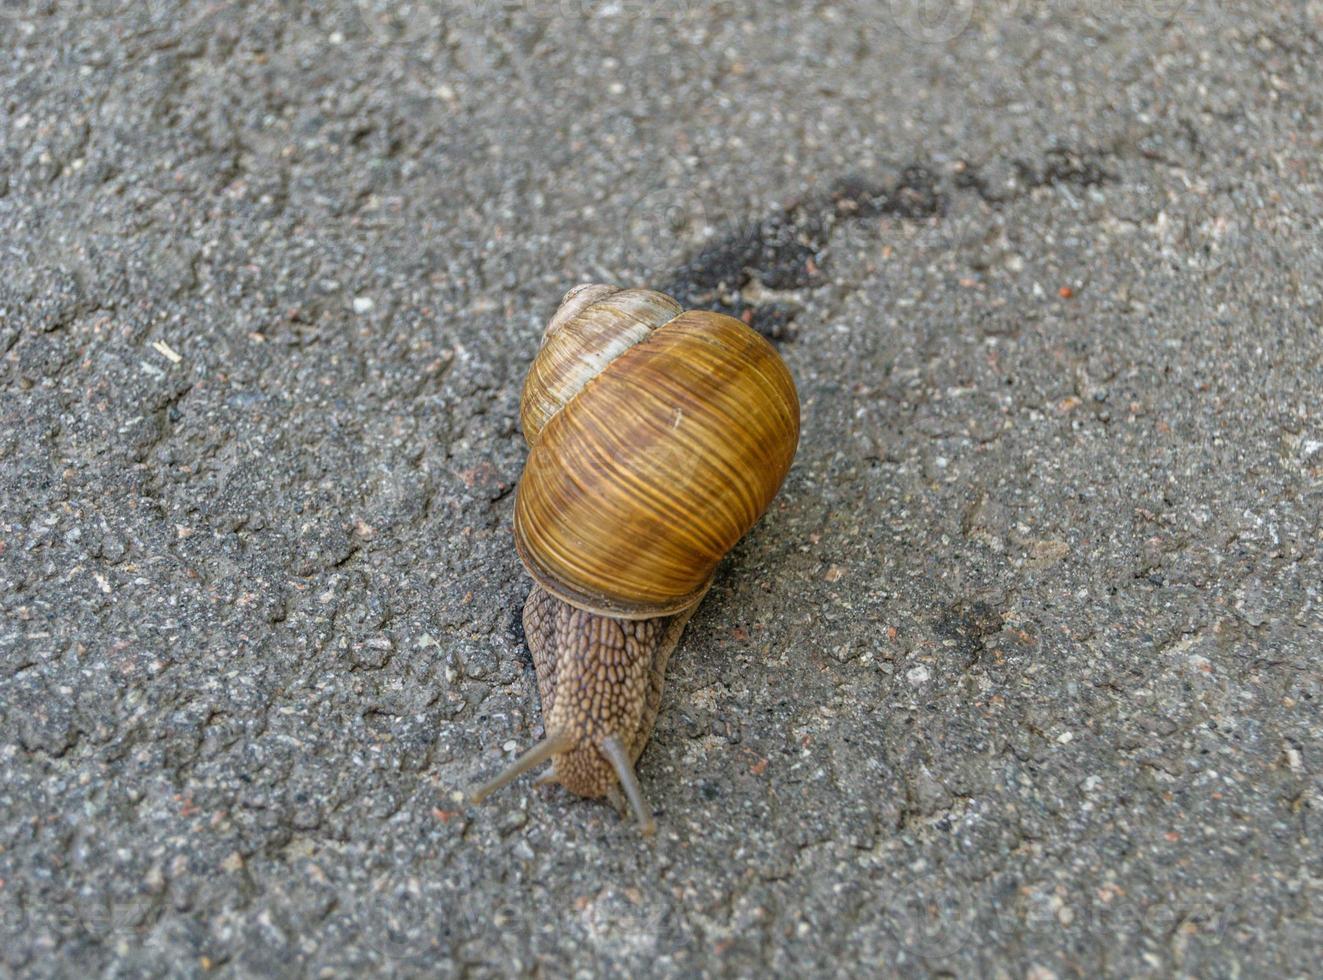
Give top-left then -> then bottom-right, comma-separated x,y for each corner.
499,811 -> 527,834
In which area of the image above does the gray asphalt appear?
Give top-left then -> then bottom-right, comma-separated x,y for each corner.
1,1 -> 1320,977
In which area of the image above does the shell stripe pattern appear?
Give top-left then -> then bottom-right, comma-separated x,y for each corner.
520,288 -> 682,443
515,309 -> 799,617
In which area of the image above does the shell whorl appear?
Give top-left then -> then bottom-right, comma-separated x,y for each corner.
519,286 -> 684,446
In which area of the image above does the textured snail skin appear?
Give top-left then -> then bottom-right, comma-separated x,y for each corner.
525,586 -> 699,800
470,285 -> 799,833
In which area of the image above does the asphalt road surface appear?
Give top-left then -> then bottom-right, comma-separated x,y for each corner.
1,1 -> 1320,976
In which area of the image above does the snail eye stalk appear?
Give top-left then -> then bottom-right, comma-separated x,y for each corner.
469,732 -> 572,805
600,735 -> 655,836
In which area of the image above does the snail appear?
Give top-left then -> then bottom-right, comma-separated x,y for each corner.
469,284 -> 800,833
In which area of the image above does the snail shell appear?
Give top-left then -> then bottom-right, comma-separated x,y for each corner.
515,284 -> 800,618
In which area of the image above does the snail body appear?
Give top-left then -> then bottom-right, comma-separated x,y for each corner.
471,285 -> 799,833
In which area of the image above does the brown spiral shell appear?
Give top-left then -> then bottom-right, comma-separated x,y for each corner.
513,284 -> 800,618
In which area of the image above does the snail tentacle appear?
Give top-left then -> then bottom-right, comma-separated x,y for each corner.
600,734 -> 655,835
469,731 -> 572,805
